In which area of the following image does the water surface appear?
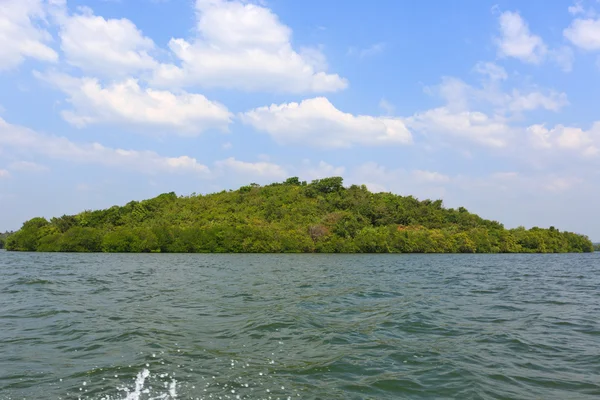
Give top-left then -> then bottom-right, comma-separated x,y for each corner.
1,252 -> 599,399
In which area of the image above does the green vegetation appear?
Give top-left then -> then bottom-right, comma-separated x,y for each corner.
0,231 -> 12,249
5,177 -> 594,253
594,243 -> 600,252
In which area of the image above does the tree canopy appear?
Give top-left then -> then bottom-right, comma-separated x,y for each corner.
0,231 -> 13,250
5,177 -> 595,253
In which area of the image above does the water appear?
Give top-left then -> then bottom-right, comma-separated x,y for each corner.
1,251 -> 599,400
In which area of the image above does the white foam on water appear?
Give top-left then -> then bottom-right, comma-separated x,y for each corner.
168,380 -> 177,398
122,369 -> 150,400
99,369 -> 177,400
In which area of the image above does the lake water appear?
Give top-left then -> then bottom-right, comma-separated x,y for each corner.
1,251 -> 599,400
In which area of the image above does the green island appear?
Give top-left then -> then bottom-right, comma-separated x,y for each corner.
4,177 -> 594,253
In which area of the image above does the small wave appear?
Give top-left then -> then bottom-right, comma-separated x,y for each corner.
2,252 -> 600,399
14,277 -> 54,285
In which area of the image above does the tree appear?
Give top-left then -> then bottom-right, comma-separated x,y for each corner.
5,177 -> 594,254
50,215 -> 78,233
6,218 -> 49,251
309,177 -> 344,194
284,177 -> 301,185
0,231 -> 12,249
59,227 -> 103,252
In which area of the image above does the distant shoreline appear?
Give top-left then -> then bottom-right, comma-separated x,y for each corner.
5,177 -> 594,254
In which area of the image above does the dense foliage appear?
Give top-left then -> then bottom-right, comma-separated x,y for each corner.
0,232 -> 12,249
5,177 -> 594,253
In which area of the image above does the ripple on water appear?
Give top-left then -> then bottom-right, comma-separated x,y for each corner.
1,252 -> 600,399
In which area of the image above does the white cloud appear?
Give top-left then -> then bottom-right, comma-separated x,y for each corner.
549,46 -> 575,72
379,98 -> 395,115
53,5 -> 157,76
495,10 -> 573,70
0,0 -> 58,71
495,11 -> 547,63
568,1 -> 585,15
454,172 -> 587,198
543,176 -> 582,192
37,72 -> 232,135
464,73 -> 567,113
492,171 -> 519,180
473,62 -> 508,81
408,69 -> 569,149
422,72 -> 566,119
431,77 -> 473,111
564,17 -> 600,51
2,118 -> 342,187
151,0 -> 347,92
0,169 -> 10,179
347,42 -> 386,58
0,117 -> 210,174
350,162 -> 450,199
412,170 -> 451,183
241,97 -> 413,148
528,123 -> 600,156
215,157 -> 287,179
9,161 -> 49,172
406,107 -> 511,148
299,46 -> 329,71
508,90 -> 568,113
298,160 -> 345,181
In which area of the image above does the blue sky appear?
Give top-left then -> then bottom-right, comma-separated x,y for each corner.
1,0 -> 600,240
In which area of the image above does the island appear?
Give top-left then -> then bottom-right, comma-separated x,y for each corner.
4,177 -> 594,253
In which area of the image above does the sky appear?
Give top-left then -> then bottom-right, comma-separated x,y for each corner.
0,0 -> 599,240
